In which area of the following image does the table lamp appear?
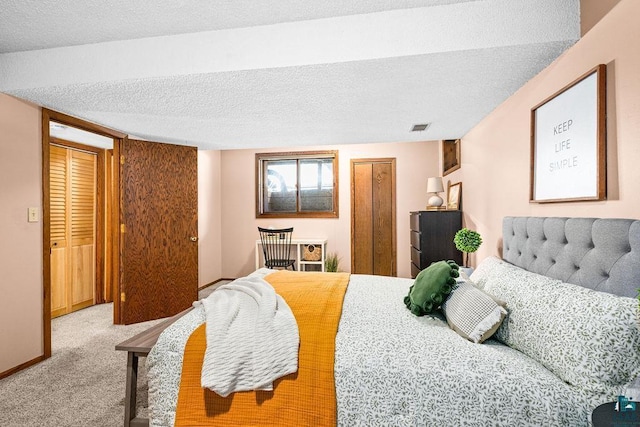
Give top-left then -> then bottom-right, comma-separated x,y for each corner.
427,177 -> 444,208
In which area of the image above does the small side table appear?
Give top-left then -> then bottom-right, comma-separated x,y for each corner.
592,402 -> 640,427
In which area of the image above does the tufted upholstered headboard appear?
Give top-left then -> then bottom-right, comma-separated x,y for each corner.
502,217 -> 640,298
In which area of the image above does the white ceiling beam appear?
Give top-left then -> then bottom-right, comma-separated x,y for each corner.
0,0 -> 578,91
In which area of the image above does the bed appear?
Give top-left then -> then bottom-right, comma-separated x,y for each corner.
146,216 -> 640,426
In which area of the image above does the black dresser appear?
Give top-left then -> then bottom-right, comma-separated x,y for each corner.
410,210 -> 463,278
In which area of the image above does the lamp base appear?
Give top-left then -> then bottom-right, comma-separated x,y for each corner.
427,194 -> 444,207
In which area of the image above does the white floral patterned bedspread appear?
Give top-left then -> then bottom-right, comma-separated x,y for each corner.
147,273 -> 593,427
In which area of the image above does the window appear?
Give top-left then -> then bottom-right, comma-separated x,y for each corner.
256,151 -> 338,218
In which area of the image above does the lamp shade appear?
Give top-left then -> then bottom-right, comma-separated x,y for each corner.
427,177 -> 444,193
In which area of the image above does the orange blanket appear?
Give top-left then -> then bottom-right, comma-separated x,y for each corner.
174,271 -> 350,426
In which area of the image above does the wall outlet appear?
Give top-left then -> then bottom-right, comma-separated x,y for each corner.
28,207 -> 39,223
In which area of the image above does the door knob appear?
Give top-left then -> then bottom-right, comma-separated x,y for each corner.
190,236 -> 198,242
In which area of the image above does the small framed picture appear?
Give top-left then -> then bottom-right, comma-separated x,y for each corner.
447,182 -> 462,210
442,139 -> 461,176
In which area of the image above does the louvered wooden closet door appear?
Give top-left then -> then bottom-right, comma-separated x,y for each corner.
50,146 -> 68,318
50,146 -> 96,318
70,150 -> 96,311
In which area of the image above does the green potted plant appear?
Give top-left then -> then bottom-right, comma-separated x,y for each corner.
453,228 -> 482,274
325,252 -> 340,272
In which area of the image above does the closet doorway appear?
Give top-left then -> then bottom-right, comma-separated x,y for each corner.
42,109 -> 198,360
42,109 -> 125,357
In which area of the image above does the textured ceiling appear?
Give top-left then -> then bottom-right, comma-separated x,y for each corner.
0,0 -> 580,150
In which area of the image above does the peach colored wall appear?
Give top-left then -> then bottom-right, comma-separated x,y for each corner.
0,94 -> 43,374
453,0 -> 639,267
220,141 -> 439,279
197,150 -> 222,286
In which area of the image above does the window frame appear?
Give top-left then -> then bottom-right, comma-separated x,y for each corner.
255,150 -> 339,219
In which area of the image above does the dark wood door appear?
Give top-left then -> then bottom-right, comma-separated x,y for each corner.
351,158 -> 396,276
118,138 -> 198,324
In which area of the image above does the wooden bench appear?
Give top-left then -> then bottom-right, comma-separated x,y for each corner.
115,308 -> 192,427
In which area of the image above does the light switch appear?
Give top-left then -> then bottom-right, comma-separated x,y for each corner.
28,207 -> 39,223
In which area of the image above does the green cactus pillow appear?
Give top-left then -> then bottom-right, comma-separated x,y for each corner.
404,260 -> 459,316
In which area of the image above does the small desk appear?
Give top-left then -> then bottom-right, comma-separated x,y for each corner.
115,308 -> 192,427
255,238 -> 327,272
592,402 -> 640,427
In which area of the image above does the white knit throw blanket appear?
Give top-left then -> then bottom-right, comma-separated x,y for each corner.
196,275 -> 299,397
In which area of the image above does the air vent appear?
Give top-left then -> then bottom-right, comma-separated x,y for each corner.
411,123 -> 430,132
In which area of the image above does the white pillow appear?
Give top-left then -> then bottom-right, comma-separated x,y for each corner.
480,259 -> 640,394
441,280 -> 507,344
469,256 -> 507,290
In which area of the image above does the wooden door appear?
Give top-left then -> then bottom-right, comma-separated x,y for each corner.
351,158 -> 396,276
49,145 -> 96,317
50,145 -> 68,317
117,138 -> 198,325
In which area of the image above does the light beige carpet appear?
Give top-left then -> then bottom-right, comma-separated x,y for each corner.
0,285 -> 226,427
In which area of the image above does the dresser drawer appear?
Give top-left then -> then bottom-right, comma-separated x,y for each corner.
409,211 -> 421,232
410,230 -> 421,250
410,246 -> 422,267
411,262 -> 421,279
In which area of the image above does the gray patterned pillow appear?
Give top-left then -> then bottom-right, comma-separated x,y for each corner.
442,280 -> 507,343
482,259 -> 640,394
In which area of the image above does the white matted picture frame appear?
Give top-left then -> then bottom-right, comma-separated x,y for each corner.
447,181 -> 461,210
530,64 -> 607,203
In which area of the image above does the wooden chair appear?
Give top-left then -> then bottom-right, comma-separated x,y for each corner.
258,227 -> 296,270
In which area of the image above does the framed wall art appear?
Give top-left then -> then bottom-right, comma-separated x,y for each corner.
530,64 -> 606,203
442,139 -> 461,176
447,181 -> 461,210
